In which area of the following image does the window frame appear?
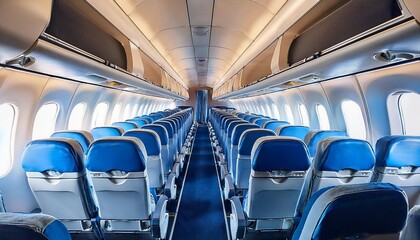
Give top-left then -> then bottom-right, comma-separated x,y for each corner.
341,99 -> 367,140
32,102 -> 60,140
68,102 -> 86,130
0,103 -> 17,177
315,104 -> 330,130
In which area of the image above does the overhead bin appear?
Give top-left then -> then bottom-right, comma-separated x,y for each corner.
214,0 -> 419,100
0,0 -> 188,100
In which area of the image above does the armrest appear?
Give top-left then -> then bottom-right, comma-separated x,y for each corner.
230,196 -> 246,240
172,162 -> 180,178
223,174 -> 235,199
164,173 -> 177,199
218,152 -> 226,165
176,153 -> 185,169
152,195 -> 169,239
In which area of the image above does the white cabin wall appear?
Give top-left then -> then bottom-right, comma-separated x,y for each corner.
283,88 -> 307,126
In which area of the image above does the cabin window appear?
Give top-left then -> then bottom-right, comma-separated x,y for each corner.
316,104 -> 330,130
131,104 -> 139,118
33,102 -> 59,140
399,92 -> 420,135
123,104 -> 131,120
271,102 -> 280,119
284,104 -> 294,124
68,103 -> 86,130
111,103 -> 122,123
169,101 -> 176,109
91,102 -> 108,128
0,104 -> 17,177
298,103 -> 310,127
341,100 -> 366,139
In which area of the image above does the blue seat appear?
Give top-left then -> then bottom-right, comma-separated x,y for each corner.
224,120 -> 247,161
142,124 -> 173,172
21,138 -> 102,238
292,183 -> 408,240
373,135 -> 420,208
111,121 -> 138,132
304,130 -> 349,157
229,124 -> 259,175
400,205 -> 420,240
0,212 -> 71,240
230,136 -> 310,238
50,130 -> 93,154
91,126 -> 124,140
298,137 -> 375,215
263,120 -> 289,131
276,125 -> 310,141
86,137 -> 168,237
123,129 -> 164,189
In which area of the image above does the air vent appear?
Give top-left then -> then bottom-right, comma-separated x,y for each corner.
196,58 -> 208,63
192,26 -> 209,36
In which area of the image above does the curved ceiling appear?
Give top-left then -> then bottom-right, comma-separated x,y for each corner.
115,0 -> 287,88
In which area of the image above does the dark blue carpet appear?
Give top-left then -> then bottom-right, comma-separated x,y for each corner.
171,125 -> 228,240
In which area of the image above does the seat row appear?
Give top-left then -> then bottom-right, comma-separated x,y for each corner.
18,108 -> 196,239
208,107 -> 420,239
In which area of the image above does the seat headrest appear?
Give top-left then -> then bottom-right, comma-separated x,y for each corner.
223,118 -> 239,130
127,118 -> 148,127
227,121 -> 247,138
255,118 -> 272,127
375,135 -> 420,168
263,121 -> 290,131
141,124 -> 169,144
276,125 -> 310,140
251,136 -> 310,172
154,121 -> 174,137
91,126 -> 124,140
22,138 -> 85,173
304,130 -> 349,157
111,122 -> 138,132
314,137 -> 375,171
231,124 -> 259,145
123,129 -> 161,155
51,130 -> 93,154
293,183 -> 408,240
238,129 -> 276,155
0,213 -> 71,240
86,137 -> 147,172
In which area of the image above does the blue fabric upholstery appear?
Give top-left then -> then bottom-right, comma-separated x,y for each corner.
238,129 -> 276,155
123,129 -> 161,155
21,139 -> 85,173
243,115 -> 255,121
400,205 -> 420,240
304,130 -> 349,157
111,121 -> 138,131
375,135 -> 420,168
276,125 -> 310,141
293,183 -> 408,240
264,120 -> 289,132
135,117 -> 151,124
231,124 -> 259,145
254,118 -> 272,127
127,118 -> 148,127
141,124 -> 169,145
51,130 -> 93,154
154,121 -> 174,138
141,116 -> 154,124
227,121 -> 247,139
313,137 -> 375,171
0,213 -> 71,240
91,126 -> 123,140
252,137 -> 310,172
86,137 -> 147,172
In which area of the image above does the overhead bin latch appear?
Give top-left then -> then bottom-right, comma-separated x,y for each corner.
373,50 -> 420,62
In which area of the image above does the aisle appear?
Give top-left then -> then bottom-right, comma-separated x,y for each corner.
171,125 -> 229,240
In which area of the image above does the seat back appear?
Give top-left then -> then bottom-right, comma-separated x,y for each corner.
111,121 -> 138,132
0,212 -> 72,240
142,124 -> 172,169
123,129 -> 164,188
254,118 -> 272,127
86,137 -> 152,222
235,129 -> 276,189
127,118 -> 148,127
304,130 -> 348,157
245,136 -> 310,224
292,183 -> 408,240
373,135 -> 420,208
276,125 -> 310,141
51,130 -> 94,154
91,126 -> 124,140
225,120 -> 247,159
400,205 -> 420,240
21,139 -> 97,230
263,120 -> 289,131
230,124 -> 259,175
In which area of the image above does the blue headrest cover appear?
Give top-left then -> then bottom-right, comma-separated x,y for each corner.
123,130 -> 161,155
141,124 -> 169,144
277,125 -> 310,141
252,137 -> 310,171
314,138 -> 375,171
255,118 -> 272,127
86,137 -> 146,172
264,121 -> 290,131
238,129 -> 276,155
51,131 -> 93,154
227,121 -> 247,138
232,124 -> 259,145
294,183 -> 408,239
127,119 -> 148,127
375,135 -> 420,168
91,126 -> 123,139
154,121 -> 174,137
304,130 -> 349,157
223,118 -> 238,130
22,139 -> 85,173
111,122 -> 138,131
243,115 -> 254,121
